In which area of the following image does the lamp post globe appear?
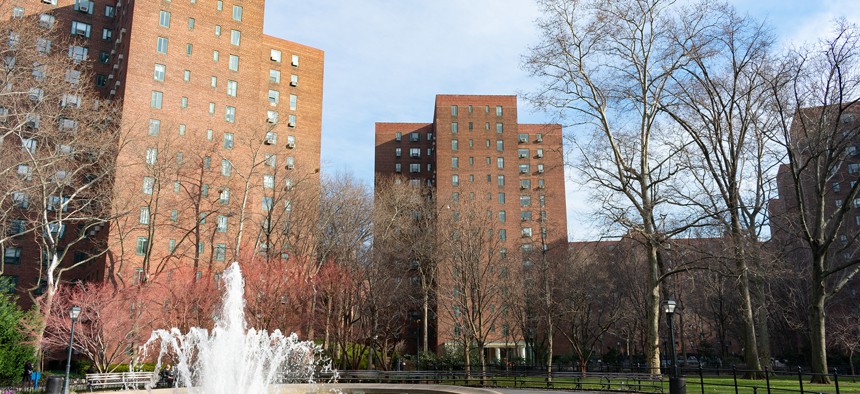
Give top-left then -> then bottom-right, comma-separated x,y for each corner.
64,306 -> 81,394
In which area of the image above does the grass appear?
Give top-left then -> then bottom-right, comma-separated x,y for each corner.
405,373 -> 860,394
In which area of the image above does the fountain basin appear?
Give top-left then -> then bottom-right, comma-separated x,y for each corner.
88,383 -> 504,394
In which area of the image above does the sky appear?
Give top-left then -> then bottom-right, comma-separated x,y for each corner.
262,0 -> 860,241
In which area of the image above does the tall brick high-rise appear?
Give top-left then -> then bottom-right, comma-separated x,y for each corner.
375,95 -> 567,360
1,0 -> 323,295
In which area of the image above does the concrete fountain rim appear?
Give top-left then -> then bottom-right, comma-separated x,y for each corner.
89,383 -> 505,394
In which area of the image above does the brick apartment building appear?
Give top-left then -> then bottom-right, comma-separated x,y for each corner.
1,0 -> 323,299
375,95 -> 568,361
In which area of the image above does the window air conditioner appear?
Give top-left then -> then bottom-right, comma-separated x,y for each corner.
518,138 -> 527,143
286,142 -> 295,149
289,80 -> 297,87
288,121 -> 296,128
537,152 -> 543,158
285,164 -> 295,170
78,3 -> 90,12
537,168 -> 544,174
518,153 -> 527,158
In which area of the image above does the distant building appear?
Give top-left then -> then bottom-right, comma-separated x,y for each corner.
375,95 -> 568,360
1,0 -> 324,299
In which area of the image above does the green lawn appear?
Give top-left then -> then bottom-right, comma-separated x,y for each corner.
423,374 -> 860,394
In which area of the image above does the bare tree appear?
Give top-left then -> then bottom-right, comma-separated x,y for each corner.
436,183 -> 516,379
525,0 -> 711,373
662,6 -> 783,374
372,176 -> 436,354
768,21 -> 860,383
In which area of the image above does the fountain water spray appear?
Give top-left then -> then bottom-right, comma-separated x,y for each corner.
138,262 -> 331,393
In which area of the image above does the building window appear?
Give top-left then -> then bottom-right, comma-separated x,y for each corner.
519,164 -> 530,174
135,237 -> 149,256
499,229 -> 506,241
520,195 -> 532,207
452,140 -> 459,151
159,10 -> 171,27
452,175 -> 459,186
289,94 -> 297,110
395,132 -> 402,142
186,44 -> 193,55
270,49 -> 282,62
216,216 -> 228,233
215,25 -> 221,36
151,91 -> 163,109
229,55 -> 239,71
395,148 -> 401,157
223,133 -> 234,149
262,197 -> 273,211
518,149 -> 529,158
221,159 -> 232,176
451,105 -> 458,116
268,90 -> 280,104
71,21 -> 92,38
497,175 -> 505,186
498,193 -> 506,204
409,132 -> 420,142
497,157 -> 504,169
225,106 -> 236,123
230,30 -> 241,46
496,106 -> 503,116
395,163 -> 402,173
3,248 -> 21,265
232,5 -> 243,21
142,177 -> 154,194
102,28 -> 112,41
290,74 -> 299,86
156,37 -> 168,54
105,5 -> 116,17
452,157 -> 459,168
291,54 -> 300,66
226,80 -> 238,97
451,122 -> 458,133
214,244 -> 227,261
213,50 -> 219,61
154,64 -> 166,81
270,69 -> 281,83
219,189 -> 230,204
139,207 -> 150,225
499,211 -> 506,222
188,18 -> 195,30
409,148 -> 421,158
145,147 -> 158,165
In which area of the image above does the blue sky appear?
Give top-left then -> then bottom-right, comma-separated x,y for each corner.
262,0 -> 860,241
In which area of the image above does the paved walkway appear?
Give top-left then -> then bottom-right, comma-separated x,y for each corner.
497,389 -> 601,394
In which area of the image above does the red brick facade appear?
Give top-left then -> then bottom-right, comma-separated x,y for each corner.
2,0 -> 323,294
375,95 -> 568,355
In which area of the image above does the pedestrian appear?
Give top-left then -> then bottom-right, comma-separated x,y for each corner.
22,361 -> 33,386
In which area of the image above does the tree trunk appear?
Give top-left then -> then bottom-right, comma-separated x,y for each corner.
809,253 -> 830,384
423,291 -> 429,353
731,217 -> 763,378
646,244 -> 662,376
464,340 -> 471,379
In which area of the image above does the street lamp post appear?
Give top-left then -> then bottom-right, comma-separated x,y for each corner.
64,305 -> 81,394
663,299 -> 685,394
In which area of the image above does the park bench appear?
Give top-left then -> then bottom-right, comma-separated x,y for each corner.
85,371 -> 155,391
543,371 -> 663,392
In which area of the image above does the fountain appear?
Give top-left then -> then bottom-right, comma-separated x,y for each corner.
108,262 -> 499,394
137,262 -> 328,394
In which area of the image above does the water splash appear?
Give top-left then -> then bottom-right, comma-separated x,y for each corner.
138,262 -> 329,393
